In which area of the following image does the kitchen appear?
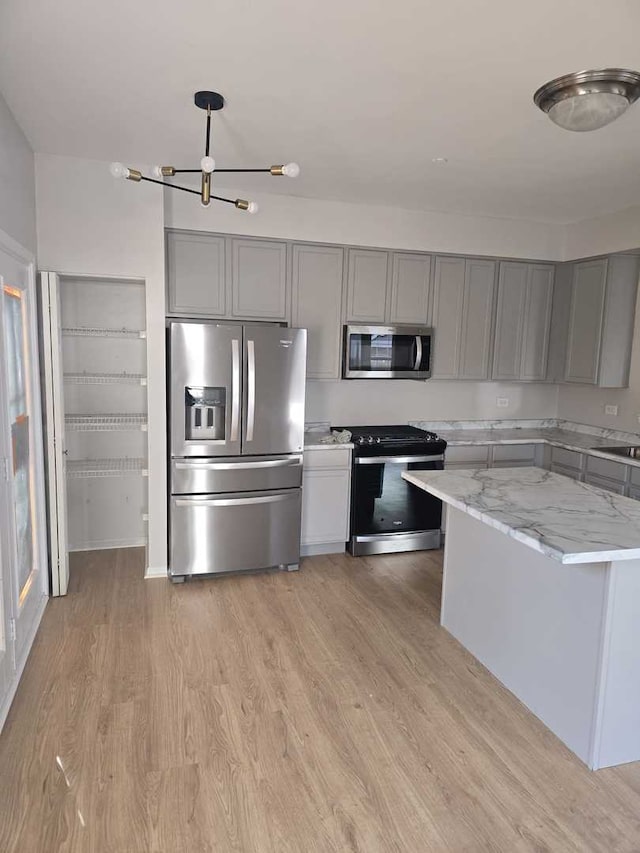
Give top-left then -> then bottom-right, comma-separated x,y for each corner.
4,2 -> 640,849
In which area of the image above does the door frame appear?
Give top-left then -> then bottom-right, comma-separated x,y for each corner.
0,226 -> 49,730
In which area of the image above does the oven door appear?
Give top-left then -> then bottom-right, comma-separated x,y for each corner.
349,454 -> 443,555
343,325 -> 432,379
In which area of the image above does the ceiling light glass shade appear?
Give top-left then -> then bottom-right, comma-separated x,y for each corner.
548,91 -> 629,131
534,68 -> 640,131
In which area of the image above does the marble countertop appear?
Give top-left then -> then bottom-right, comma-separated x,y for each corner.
304,430 -> 354,450
403,466 -> 640,564
433,427 -> 640,467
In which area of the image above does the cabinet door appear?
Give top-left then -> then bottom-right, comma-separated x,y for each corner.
431,257 -> 465,378
459,259 -> 496,380
345,249 -> 389,323
231,238 -> 288,320
389,253 -> 431,324
492,262 -> 527,380
301,468 -> 351,545
546,262 -> 572,382
584,473 -> 626,495
291,244 -> 344,379
520,265 -> 554,381
564,259 -> 607,384
166,230 -> 226,316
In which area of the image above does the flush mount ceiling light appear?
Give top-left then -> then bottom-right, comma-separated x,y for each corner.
534,68 -> 640,132
110,90 -> 300,213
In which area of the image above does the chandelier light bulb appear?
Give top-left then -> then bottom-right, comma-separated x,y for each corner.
247,202 -> 259,214
282,162 -> 300,178
150,165 -> 163,179
201,156 -> 216,174
109,162 -> 129,179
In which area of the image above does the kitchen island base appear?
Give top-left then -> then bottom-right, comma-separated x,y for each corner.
442,507 -> 640,770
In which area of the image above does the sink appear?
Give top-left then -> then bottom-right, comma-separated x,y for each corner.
593,446 -> 640,459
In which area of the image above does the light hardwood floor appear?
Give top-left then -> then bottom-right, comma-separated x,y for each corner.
2,547 -> 640,852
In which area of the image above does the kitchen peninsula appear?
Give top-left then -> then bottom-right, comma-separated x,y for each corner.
403,466 -> 640,770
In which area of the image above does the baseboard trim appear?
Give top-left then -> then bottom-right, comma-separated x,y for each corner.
145,565 -> 168,579
301,542 -> 346,557
0,592 -> 48,733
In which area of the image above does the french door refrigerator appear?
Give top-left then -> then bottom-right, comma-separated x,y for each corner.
168,320 -> 306,581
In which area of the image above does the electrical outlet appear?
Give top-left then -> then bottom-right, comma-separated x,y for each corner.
496,397 -> 509,408
605,405 -> 619,416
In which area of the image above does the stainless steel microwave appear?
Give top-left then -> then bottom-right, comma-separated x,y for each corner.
343,324 -> 433,380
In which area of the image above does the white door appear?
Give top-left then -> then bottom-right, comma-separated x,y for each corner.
0,235 -> 48,703
39,272 -> 69,595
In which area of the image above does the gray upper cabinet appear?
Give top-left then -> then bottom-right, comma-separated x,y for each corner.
431,257 -> 466,378
166,230 -> 226,316
389,253 -> 431,325
564,254 -> 639,387
230,238 -> 288,320
345,249 -> 389,323
292,243 -> 344,379
493,262 -> 554,381
459,259 -> 496,379
564,259 -> 607,384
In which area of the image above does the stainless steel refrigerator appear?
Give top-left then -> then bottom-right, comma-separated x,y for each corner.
168,320 -> 307,581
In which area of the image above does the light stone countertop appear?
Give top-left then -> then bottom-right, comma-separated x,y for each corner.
403,466 -> 640,564
304,430 -> 354,450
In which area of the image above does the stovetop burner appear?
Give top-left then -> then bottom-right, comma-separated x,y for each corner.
334,424 -> 444,451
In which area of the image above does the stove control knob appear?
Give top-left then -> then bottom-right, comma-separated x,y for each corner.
358,436 -> 365,445
376,437 -> 381,443
367,436 -> 374,444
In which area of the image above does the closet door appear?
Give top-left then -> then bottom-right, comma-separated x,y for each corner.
40,272 -> 69,596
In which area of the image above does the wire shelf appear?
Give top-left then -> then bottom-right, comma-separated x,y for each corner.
64,372 -> 147,386
66,458 -> 148,479
65,413 -> 148,432
62,326 -> 146,339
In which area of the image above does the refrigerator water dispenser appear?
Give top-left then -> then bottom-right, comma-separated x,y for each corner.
185,386 -> 225,440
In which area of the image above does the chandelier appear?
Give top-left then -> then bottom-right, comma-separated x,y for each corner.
109,90 -> 300,213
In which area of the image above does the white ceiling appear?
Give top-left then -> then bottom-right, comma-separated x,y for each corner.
1,0 -> 640,224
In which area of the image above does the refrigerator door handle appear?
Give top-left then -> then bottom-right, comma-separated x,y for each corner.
230,338 -> 240,442
246,338 -> 256,442
175,494 -> 293,508
174,457 -> 302,471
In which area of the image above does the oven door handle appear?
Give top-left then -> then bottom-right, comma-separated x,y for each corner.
354,454 -> 444,465
414,335 -> 423,371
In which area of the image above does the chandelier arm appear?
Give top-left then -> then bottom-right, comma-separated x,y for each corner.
139,175 -> 236,204
171,168 -> 273,174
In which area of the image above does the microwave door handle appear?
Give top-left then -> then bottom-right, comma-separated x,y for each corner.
230,338 -> 240,442
414,335 -> 423,371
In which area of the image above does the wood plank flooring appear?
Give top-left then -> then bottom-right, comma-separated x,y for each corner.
2,547 -> 640,851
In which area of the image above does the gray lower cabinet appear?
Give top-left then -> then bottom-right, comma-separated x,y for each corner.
493,262 -> 554,381
301,448 -> 351,554
230,238 -> 288,320
291,244 -> 344,379
564,254 -> 640,387
166,230 -> 226,316
432,256 -> 496,379
345,248 -> 389,323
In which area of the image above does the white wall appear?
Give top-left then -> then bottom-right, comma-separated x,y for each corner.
307,379 -> 559,425
35,154 -> 167,574
165,186 -> 565,261
0,91 -> 36,253
557,290 -> 640,435
564,206 -> 640,261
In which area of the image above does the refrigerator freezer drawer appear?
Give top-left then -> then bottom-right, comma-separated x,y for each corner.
171,454 -> 302,494
170,488 -> 301,577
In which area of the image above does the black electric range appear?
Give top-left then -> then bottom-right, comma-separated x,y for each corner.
334,425 -> 447,556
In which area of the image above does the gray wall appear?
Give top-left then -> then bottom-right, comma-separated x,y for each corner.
0,91 -> 36,253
